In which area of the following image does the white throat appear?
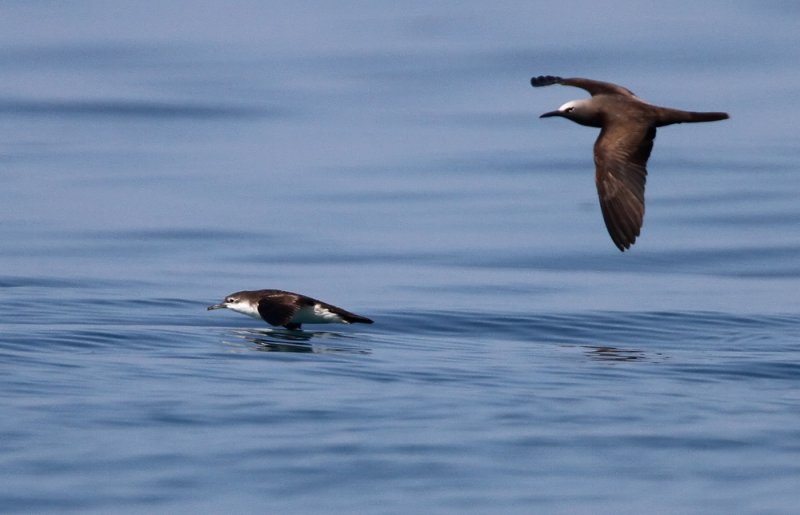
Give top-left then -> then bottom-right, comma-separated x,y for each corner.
227,301 -> 261,319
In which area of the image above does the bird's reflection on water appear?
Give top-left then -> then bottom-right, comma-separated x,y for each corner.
585,345 -> 647,362
224,328 -> 371,355
579,344 -> 666,363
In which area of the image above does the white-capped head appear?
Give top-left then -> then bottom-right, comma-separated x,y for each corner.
539,98 -> 601,127
558,99 -> 590,115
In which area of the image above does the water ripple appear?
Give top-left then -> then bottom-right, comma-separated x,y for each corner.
0,98 -> 279,120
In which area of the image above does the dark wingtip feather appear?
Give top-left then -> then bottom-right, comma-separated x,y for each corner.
349,315 -> 374,325
610,228 -> 636,252
603,212 -> 636,252
599,195 -> 642,252
530,75 -> 563,88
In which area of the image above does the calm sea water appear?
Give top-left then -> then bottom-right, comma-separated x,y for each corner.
2,2 -> 800,513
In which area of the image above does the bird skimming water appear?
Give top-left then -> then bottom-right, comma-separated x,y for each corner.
531,75 -> 729,251
208,289 -> 374,330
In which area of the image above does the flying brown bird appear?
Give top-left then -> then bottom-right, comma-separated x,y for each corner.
531,75 -> 729,251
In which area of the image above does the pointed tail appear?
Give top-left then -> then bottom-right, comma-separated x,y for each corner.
658,109 -> 729,126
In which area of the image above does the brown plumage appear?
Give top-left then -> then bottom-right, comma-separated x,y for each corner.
531,75 -> 729,251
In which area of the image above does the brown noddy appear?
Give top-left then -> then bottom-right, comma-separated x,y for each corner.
531,75 -> 729,251
208,289 -> 374,330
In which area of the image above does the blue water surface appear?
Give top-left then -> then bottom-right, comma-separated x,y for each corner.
1,1 -> 800,513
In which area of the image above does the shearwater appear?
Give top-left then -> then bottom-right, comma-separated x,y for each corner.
208,289 -> 374,330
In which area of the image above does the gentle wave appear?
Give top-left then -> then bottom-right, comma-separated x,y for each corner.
0,99 -> 280,119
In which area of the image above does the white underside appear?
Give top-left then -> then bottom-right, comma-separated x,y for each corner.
291,304 -> 346,324
226,301 -> 345,325
227,302 -> 262,319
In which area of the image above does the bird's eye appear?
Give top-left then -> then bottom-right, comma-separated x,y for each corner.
226,298 -> 234,303
565,107 -> 574,113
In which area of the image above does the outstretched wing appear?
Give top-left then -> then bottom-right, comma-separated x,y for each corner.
593,121 -> 655,251
531,75 -> 637,98
257,293 -> 300,327
322,302 -> 374,324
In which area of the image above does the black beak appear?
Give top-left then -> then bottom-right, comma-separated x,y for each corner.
539,110 -> 562,118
